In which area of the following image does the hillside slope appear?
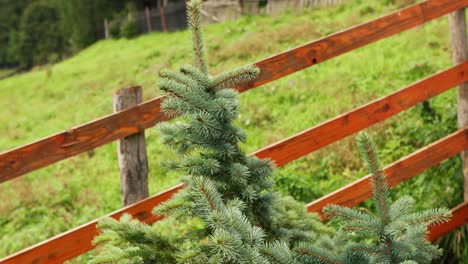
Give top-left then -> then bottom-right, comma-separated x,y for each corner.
0,0 -> 464,262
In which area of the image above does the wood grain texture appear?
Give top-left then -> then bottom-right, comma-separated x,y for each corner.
237,0 -> 468,92
449,8 -> 468,201
114,87 -> 150,206
1,0 -> 466,184
0,96 -> 167,183
428,201 -> 468,241
4,127 -> 466,264
1,1 -> 468,262
2,127 -> 466,263
306,128 -> 468,216
3,100 -> 466,264
0,184 -> 184,264
254,62 -> 468,167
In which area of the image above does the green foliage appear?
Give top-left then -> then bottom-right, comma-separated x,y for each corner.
109,20 -> 121,39
91,214 -> 177,264
120,2 -> 139,39
13,1 -> 64,68
0,0 -> 464,261
120,19 -> 139,39
92,2 -> 450,264
92,1 -> 324,263
295,134 -> 451,264
0,0 -> 30,67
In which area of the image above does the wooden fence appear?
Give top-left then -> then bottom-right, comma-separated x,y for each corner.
1,0 -> 468,263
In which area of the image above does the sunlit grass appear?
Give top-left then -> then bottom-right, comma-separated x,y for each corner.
0,0 -> 462,262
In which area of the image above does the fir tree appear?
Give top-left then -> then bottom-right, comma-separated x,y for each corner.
295,133 -> 452,264
91,1 -> 323,263
91,1 -> 451,263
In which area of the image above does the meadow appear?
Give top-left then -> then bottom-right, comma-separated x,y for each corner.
0,0 -> 465,262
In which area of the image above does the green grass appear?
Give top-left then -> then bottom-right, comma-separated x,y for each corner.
0,0 -> 465,262
0,68 -> 16,80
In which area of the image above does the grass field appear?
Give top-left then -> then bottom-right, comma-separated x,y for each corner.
0,0 -> 465,262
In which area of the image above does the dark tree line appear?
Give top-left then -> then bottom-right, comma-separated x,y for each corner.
0,0 -> 163,69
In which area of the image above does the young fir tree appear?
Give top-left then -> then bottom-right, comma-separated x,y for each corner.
91,1 -> 451,263
91,1 -> 324,263
295,133 -> 452,264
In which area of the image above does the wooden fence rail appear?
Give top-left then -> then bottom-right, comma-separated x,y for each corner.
0,0 -> 465,183
2,69 -> 468,263
306,128 -> 468,215
428,201 -> 468,241
254,62 -> 468,166
0,185 -> 184,264
2,0 -> 468,263
2,127 -> 466,264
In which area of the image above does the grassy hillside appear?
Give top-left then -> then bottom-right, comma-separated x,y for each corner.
0,0 -> 465,262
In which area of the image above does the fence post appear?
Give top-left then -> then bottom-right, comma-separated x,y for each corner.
113,86 -> 149,206
449,8 -> 468,201
145,5 -> 152,32
104,19 -> 110,39
159,0 -> 167,32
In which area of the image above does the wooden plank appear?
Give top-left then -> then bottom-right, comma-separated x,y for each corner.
0,184 -> 184,264
4,124 -> 466,264
1,0 -> 467,183
254,62 -> 468,167
3,99 -> 466,264
306,128 -> 468,215
449,8 -> 468,201
428,201 -> 468,241
114,86 -> 150,206
237,0 -> 468,92
0,96 -> 167,184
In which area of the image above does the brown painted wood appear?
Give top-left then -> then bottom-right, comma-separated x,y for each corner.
1,0 -> 466,184
306,128 -> 468,216
1,1 -> 468,262
4,123 -> 466,264
0,96 -> 167,184
428,201 -> 468,241
449,8 -> 468,201
0,184 -> 184,264
2,127 -> 466,263
254,62 -> 468,167
114,87 -> 150,206
237,0 -> 468,92
3,91 -> 467,264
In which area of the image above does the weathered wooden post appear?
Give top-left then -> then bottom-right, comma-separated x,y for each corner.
113,86 -> 149,206
449,8 -> 468,201
145,4 -> 152,32
104,19 -> 110,39
158,0 -> 167,32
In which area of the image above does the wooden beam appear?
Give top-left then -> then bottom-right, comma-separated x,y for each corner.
114,87 -> 149,206
254,62 -> 468,167
428,201 -> 468,241
0,96 -> 167,184
237,0 -> 468,92
0,184 -> 184,264
2,71 -> 467,263
3,125 -> 466,264
449,8 -> 468,201
0,0 -> 466,184
306,128 -> 468,215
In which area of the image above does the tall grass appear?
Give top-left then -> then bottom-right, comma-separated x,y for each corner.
0,0 -> 464,262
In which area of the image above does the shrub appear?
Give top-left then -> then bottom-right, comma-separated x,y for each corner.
13,1 -> 64,69
120,18 -> 139,39
91,2 -> 452,263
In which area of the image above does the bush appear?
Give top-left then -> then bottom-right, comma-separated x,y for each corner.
13,1 -> 64,69
109,20 -> 121,38
120,18 -> 139,39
